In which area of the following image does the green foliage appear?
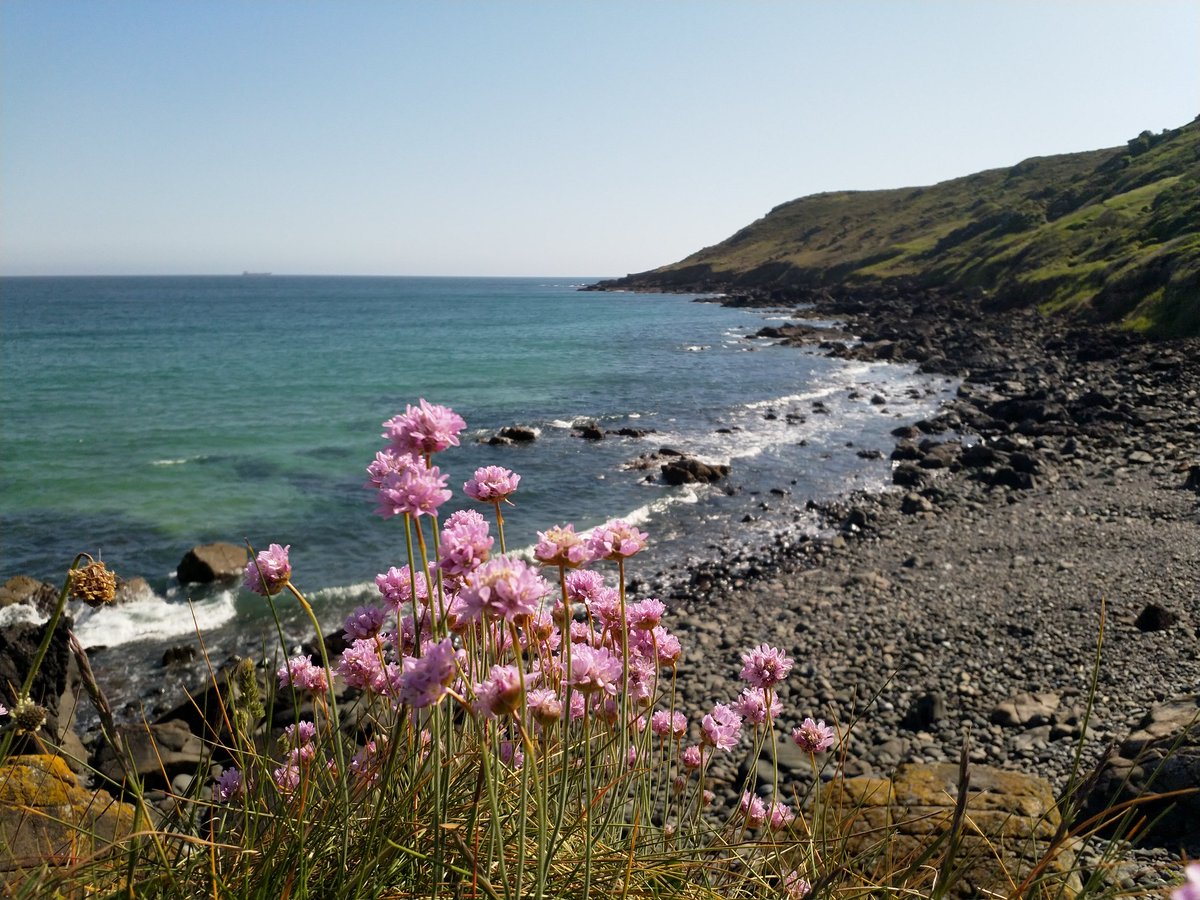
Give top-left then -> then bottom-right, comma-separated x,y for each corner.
618,119 -> 1200,336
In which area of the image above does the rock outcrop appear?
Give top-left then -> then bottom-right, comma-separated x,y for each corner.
176,542 -> 247,584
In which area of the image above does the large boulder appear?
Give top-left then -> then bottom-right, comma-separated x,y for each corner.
1084,694 -> 1200,844
0,575 -> 59,616
176,542 -> 247,584
818,762 -> 1080,899
0,619 -> 85,766
0,754 -> 136,888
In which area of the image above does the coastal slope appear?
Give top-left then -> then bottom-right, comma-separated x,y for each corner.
595,117 -> 1200,336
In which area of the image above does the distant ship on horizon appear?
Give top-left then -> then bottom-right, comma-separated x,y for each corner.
241,271 -> 272,277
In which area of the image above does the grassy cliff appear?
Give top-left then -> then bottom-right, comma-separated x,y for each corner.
603,117 -> 1200,336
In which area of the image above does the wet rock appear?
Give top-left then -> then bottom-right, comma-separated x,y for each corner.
497,425 -> 537,443
661,457 -> 731,486
574,421 -> 604,440
0,575 -> 59,616
177,542 -> 247,584
161,645 -> 198,667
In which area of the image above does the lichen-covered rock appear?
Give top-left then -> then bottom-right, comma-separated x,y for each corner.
0,754 -> 136,885
817,762 -> 1080,899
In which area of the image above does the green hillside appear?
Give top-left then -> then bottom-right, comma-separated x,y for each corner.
603,117 -> 1200,336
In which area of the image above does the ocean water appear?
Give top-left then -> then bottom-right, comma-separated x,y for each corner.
0,276 -> 954,677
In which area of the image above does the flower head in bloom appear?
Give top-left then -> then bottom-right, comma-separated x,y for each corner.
438,509 -> 493,578
277,655 -> 328,694
383,400 -> 466,456
1174,864 -> 1200,900
626,597 -> 666,631
527,688 -> 563,727
792,717 -> 836,753
734,686 -> 783,726
70,559 -> 117,607
739,643 -> 794,689
10,696 -> 47,735
564,569 -> 607,604
392,638 -> 459,708
282,721 -> 317,748
457,556 -> 549,624
587,519 -> 649,561
783,871 -> 813,900
214,768 -> 244,803
567,643 -> 623,696
364,448 -> 415,489
680,744 -> 708,770
535,524 -> 594,569
464,466 -> 521,503
767,800 -> 796,831
375,459 -> 451,519
740,791 -> 767,828
498,740 -> 524,770
273,761 -> 301,795
343,605 -> 387,641
244,544 -> 291,597
375,564 -> 433,610
651,709 -> 687,740
700,703 -> 743,752
474,665 -> 524,718
337,638 -> 390,693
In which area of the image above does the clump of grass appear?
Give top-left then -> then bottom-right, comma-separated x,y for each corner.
1,400 -> 1195,899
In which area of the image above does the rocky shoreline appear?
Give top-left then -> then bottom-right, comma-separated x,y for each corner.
632,286 -> 1200,886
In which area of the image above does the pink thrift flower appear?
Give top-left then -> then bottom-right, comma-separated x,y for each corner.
588,518 -> 648,561
792,717 -> 836,753
375,564 -> 433,610
527,688 -> 563,727
457,556 -> 549,624
567,643 -> 623,696
343,604 -> 387,641
701,789 -> 715,807
680,744 -> 707,770
364,448 -> 416,489
740,791 -> 767,828
392,638 -> 458,708
0,704 -> 7,717
535,524 -> 594,569
438,509 -> 493,577
734,686 -> 783,725
273,761 -> 301,795
700,703 -> 743,752
244,543 -> 291,596
277,655 -> 328,694
464,466 -> 521,503
626,656 -> 658,706
474,665 -> 525,718
375,458 -> 451,519
282,721 -> 317,748
767,800 -> 796,831
1174,864 -> 1200,900
337,638 -> 390,692
651,709 -> 687,740
739,643 -> 794,689
213,767 -> 243,803
626,597 -> 666,631
498,740 -> 524,770
564,569 -> 607,604
382,400 -> 466,456
784,871 -> 813,900
651,626 -> 682,665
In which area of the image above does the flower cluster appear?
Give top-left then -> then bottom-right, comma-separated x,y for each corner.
244,543 -> 292,597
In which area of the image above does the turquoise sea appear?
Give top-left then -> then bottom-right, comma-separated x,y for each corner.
1,276 -> 952,678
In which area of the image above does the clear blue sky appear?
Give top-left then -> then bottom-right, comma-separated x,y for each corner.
1,1 -> 1197,277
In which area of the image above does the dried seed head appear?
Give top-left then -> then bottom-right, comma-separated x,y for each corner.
12,696 -> 48,734
70,560 -> 117,608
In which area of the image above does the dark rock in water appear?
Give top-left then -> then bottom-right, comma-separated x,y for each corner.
614,427 -> 654,438
0,575 -> 59,616
177,542 -> 247,584
497,425 -> 537,443
892,463 -> 927,488
901,692 -> 946,730
856,448 -> 884,460
574,421 -> 604,440
114,576 -> 153,604
1134,603 -> 1179,632
890,441 -> 922,461
161,645 -> 197,667
661,457 -> 731,486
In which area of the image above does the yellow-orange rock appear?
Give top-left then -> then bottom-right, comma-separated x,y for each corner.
816,762 -> 1081,899
0,754 -> 137,887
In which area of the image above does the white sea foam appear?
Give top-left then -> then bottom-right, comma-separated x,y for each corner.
72,588 -> 238,648
0,602 -> 48,628
151,455 -> 207,466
